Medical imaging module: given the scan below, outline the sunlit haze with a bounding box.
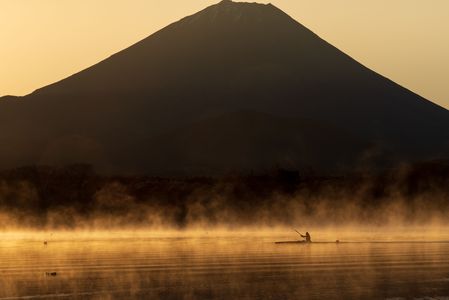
[1,2,449,298]
[1,0,448,109]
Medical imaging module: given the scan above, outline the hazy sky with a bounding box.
[1,0,448,109]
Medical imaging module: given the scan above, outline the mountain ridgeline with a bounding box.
[1,0,448,175]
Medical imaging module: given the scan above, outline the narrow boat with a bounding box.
[275,240,309,244]
[275,230,339,244]
[275,240,340,244]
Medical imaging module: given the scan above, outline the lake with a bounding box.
[1,230,449,299]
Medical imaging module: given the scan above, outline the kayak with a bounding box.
[275,240,340,244]
[276,240,449,244]
[275,240,310,244]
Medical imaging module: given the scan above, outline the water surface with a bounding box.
[1,232,449,299]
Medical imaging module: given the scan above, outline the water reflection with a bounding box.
[1,231,449,299]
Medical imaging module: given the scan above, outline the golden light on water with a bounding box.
[2,228,449,299]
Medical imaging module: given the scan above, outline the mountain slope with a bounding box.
[139,111,370,175]
[1,0,448,174]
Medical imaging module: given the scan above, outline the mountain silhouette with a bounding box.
[1,0,448,175]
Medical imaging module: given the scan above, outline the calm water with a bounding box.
[1,232,449,299]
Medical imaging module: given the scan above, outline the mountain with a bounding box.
[1,0,448,175]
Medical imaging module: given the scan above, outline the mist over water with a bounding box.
[2,230,449,300]
[0,162,448,231]
[1,163,448,299]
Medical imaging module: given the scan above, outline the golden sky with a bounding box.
[1,0,448,109]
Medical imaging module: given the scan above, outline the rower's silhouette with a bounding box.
[300,232,312,243]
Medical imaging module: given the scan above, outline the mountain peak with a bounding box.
[185,0,285,27]
[0,0,447,175]
[215,0,274,9]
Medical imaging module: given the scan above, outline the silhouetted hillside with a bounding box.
[0,162,448,228]
[0,0,448,175]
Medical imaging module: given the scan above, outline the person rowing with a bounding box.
[295,229,312,243]
[301,232,312,243]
